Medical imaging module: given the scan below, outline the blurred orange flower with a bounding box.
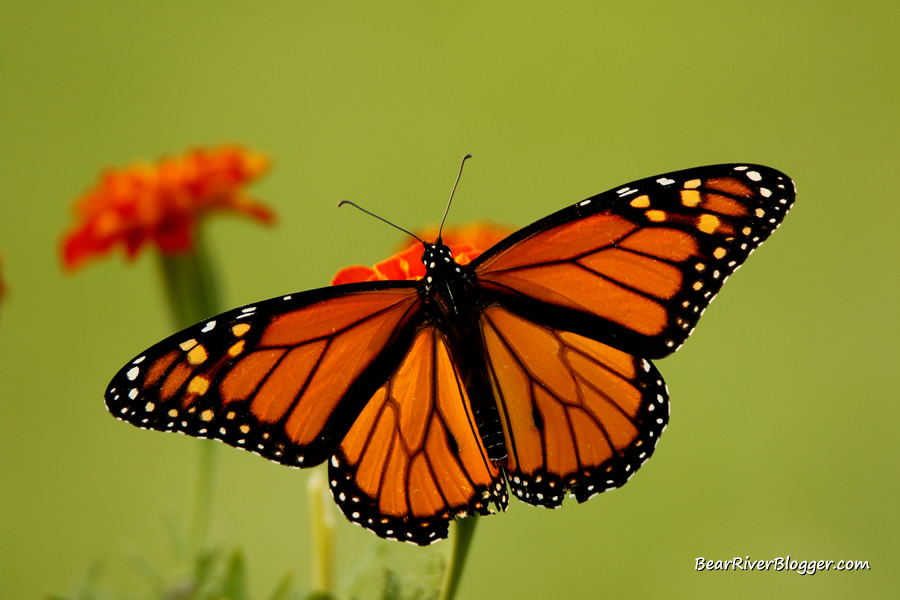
[61,145,274,270]
[331,224,513,285]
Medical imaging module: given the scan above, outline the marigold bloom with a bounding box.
[331,224,513,285]
[61,145,274,270]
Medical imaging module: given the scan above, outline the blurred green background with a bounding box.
[1,1,897,598]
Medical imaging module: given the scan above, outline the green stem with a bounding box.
[439,516,479,600]
[157,227,223,561]
[157,231,222,329]
[190,441,216,556]
[307,467,335,597]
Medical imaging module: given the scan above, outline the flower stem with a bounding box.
[439,515,479,600]
[307,467,335,597]
[157,227,223,561]
[157,232,222,330]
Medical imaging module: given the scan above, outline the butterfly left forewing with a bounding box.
[105,282,422,468]
[473,164,795,359]
[329,325,507,545]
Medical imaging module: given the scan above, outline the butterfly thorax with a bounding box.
[418,241,508,463]
[419,242,473,318]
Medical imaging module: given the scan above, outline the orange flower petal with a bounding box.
[61,145,273,270]
[331,224,513,285]
[331,265,378,286]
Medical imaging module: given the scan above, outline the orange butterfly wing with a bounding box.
[106,283,422,467]
[465,164,794,505]
[329,326,507,544]
[480,306,667,505]
[474,164,795,358]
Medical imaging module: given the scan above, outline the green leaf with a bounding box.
[267,573,298,600]
[220,549,248,600]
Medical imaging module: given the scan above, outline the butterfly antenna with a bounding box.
[438,153,473,241]
[337,200,425,246]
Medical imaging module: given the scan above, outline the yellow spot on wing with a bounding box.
[228,340,246,357]
[680,189,701,207]
[179,339,198,351]
[189,376,210,396]
[187,345,208,365]
[232,323,251,337]
[713,247,727,259]
[201,408,214,421]
[630,194,650,208]
[684,179,702,189]
[646,210,666,222]
[168,408,178,417]
[697,214,720,234]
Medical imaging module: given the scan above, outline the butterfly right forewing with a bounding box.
[473,164,796,359]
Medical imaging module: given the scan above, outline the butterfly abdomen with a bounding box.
[419,242,509,464]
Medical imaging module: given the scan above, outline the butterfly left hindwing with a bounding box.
[330,326,507,545]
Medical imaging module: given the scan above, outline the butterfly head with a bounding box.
[420,240,467,290]
[421,240,456,271]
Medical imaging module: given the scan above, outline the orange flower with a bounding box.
[332,224,513,284]
[61,145,274,270]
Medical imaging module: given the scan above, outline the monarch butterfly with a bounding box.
[106,160,795,545]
